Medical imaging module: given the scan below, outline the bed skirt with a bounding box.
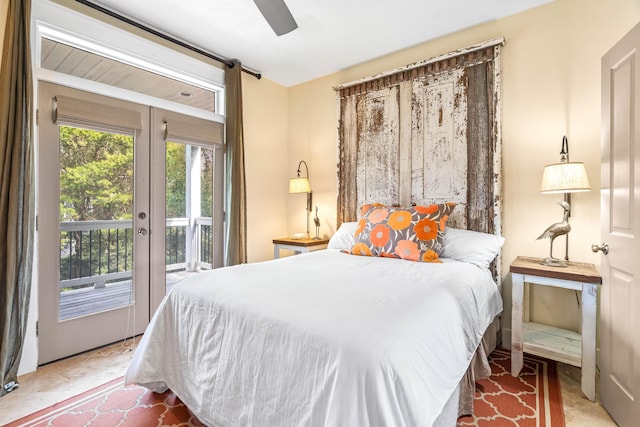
[458,315,500,417]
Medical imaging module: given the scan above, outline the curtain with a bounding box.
[223,60,247,265]
[0,0,35,397]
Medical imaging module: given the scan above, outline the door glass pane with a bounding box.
[165,141,214,293]
[59,125,134,320]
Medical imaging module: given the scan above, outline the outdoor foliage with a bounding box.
[59,126,134,222]
[165,141,214,218]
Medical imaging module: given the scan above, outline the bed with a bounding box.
[127,41,504,426]
[125,220,504,427]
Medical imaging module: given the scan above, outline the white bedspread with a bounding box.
[125,249,502,427]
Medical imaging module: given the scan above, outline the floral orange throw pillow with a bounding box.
[350,203,456,263]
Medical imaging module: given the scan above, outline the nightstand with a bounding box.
[510,256,602,401]
[272,237,329,259]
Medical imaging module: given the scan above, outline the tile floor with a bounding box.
[0,339,618,426]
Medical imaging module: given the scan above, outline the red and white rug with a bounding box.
[6,348,563,427]
[4,378,204,427]
[457,347,565,427]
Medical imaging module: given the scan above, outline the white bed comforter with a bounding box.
[125,249,502,427]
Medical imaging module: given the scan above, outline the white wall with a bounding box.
[242,74,290,261]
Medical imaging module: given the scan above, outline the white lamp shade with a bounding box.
[540,162,591,193]
[289,177,311,193]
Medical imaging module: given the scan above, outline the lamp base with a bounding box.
[540,257,567,268]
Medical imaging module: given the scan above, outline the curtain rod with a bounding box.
[72,0,262,80]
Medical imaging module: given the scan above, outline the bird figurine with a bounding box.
[536,200,571,267]
[313,206,321,240]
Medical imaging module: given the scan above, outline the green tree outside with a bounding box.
[60,126,133,222]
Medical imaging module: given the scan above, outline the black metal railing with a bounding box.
[59,217,213,290]
[165,218,187,269]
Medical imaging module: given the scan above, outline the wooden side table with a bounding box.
[510,256,602,401]
[273,237,329,259]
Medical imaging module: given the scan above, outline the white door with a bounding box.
[148,108,225,313]
[38,82,150,364]
[37,84,225,364]
[599,22,640,426]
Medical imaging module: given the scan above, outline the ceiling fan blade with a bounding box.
[253,0,298,36]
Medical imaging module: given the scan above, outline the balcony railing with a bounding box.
[59,217,213,291]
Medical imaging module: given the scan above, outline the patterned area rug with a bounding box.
[6,348,563,427]
[4,378,204,427]
[457,347,565,427]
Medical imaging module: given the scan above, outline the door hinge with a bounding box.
[36,320,39,337]
[35,215,38,231]
[35,109,39,126]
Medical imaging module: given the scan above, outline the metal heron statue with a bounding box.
[536,200,571,267]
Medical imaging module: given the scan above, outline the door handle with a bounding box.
[138,228,148,236]
[591,243,609,255]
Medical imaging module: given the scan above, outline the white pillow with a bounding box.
[328,221,358,250]
[441,227,505,269]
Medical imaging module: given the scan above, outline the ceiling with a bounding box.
[41,38,218,111]
[89,0,552,87]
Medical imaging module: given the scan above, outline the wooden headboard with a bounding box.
[335,38,504,276]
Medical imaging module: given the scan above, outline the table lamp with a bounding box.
[537,136,590,267]
[289,160,312,238]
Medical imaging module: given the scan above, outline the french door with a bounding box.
[149,108,224,312]
[38,82,223,364]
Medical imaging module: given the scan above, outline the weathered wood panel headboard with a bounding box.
[336,39,503,232]
[335,38,504,275]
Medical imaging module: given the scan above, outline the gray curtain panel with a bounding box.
[223,59,247,266]
[0,0,35,397]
